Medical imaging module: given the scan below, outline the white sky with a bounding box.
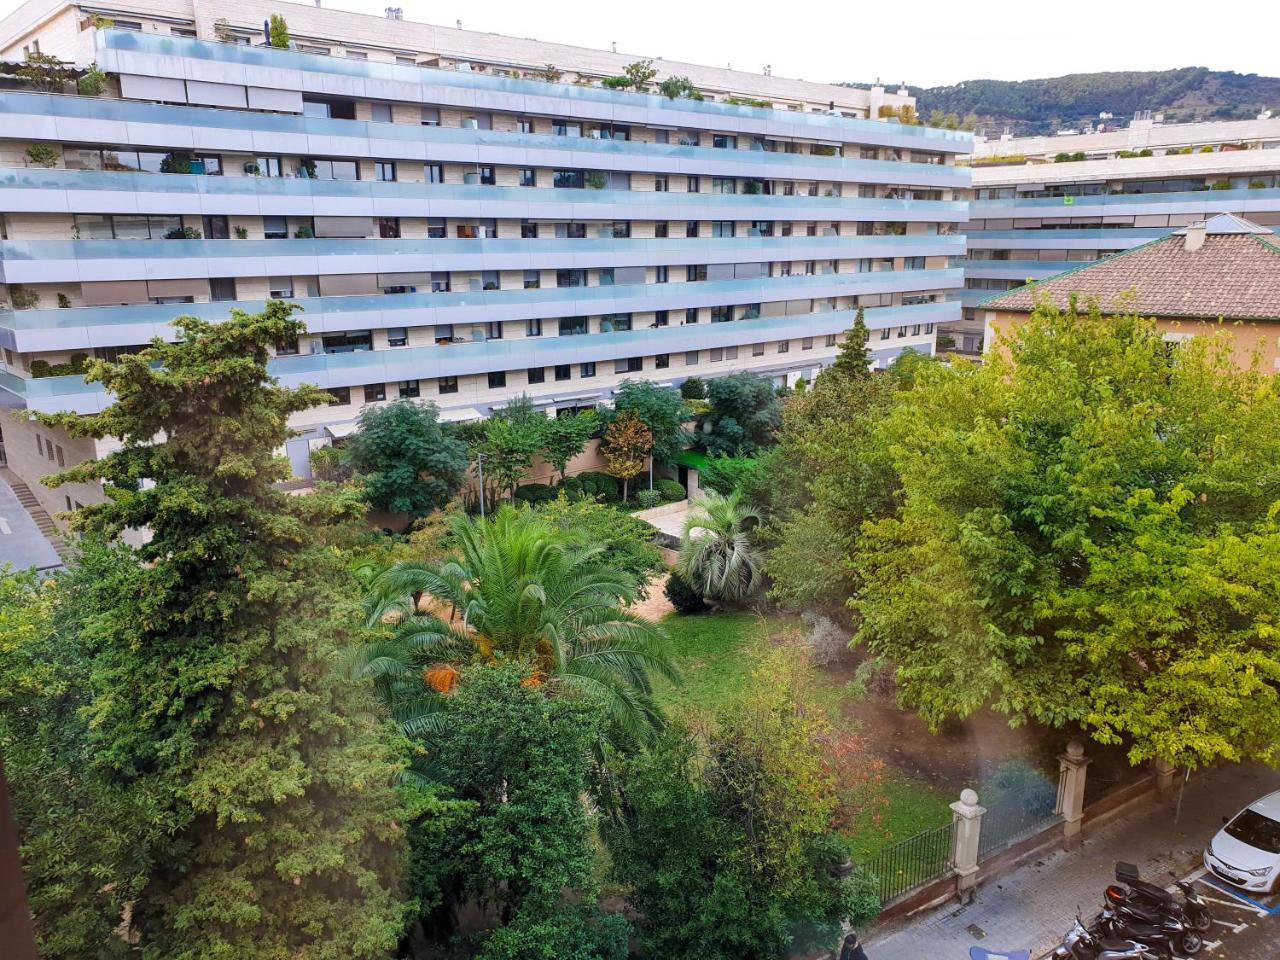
[295,0,1278,89]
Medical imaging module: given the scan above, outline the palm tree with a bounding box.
[346,506,678,746]
[677,488,764,604]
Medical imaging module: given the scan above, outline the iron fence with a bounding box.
[978,792,1061,862]
[862,820,956,904]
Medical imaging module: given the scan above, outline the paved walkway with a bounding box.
[868,762,1280,960]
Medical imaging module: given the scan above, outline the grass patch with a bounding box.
[844,773,952,862]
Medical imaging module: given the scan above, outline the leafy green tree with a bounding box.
[357,506,677,743]
[827,306,872,382]
[622,59,658,90]
[677,489,764,605]
[701,372,782,456]
[609,379,692,464]
[680,376,707,400]
[537,493,665,592]
[601,411,652,501]
[542,409,597,481]
[32,302,409,958]
[346,399,468,518]
[427,663,630,958]
[479,396,546,501]
[602,652,878,960]
[854,303,1280,768]
[268,13,290,48]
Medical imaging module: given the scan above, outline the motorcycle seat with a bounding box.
[1100,939,1137,952]
[1130,879,1176,904]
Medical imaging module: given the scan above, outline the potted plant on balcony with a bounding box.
[24,144,58,168]
[10,288,40,310]
[585,172,608,190]
[76,63,106,96]
[243,161,261,176]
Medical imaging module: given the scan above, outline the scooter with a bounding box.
[1050,916,1166,960]
[1111,862,1213,932]
[1092,904,1198,957]
[1103,885,1209,942]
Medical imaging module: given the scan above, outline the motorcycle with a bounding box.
[1092,903,1199,957]
[1051,915,1166,960]
[1111,861,1213,932]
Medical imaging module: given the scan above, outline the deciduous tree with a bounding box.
[346,399,468,518]
[601,411,652,501]
[701,372,782,456]
[608,379,691,464]
[541,409,597,481]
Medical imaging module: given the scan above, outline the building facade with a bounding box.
[945,116,1280,353]
[0,0,969,520]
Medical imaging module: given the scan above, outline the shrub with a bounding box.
[680,376,707,400]
[9,287,41,310]
[25,143,58,167]
[635,489,662,510]
[514,482,557,505]
[309,444,352,483]
[556,475,585,500]
[268,13,290,49]
[600,75,631,89]
[76,63,106,96]
[699,455,760,496]
[664,570,707,613]
[164,226,202,240]
[655,478,686,502]
[56,293,71,309]
[577,471,620,501]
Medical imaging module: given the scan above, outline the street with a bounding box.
[1182,869,1280,960]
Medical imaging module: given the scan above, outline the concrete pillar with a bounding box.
[1152,758,1177,796]
[951,788,985,903]
[1057,740,1091,850]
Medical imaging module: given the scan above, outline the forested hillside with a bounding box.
[848,67,1280,135]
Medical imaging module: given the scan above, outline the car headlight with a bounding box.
[1246,865,1273,877]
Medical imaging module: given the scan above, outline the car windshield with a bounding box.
[1225,808,1280,854]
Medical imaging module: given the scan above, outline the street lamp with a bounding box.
[475,452,486,518]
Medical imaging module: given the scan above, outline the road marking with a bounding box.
[1198,877,1277,916]
[0,517,9,535]
[1211,917,1249,933]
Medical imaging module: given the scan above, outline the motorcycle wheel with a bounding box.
[1192,911,1212,932]
[1180,932,1204,954]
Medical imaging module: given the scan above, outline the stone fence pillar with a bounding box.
[1057,739,1091,850]
[951,788,985,903]
[1152,758,1177,796]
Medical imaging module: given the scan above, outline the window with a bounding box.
[364,383,386,402]
[712,177,737,194]
[558,223,587,239]
[326,386,351,404]
[686,220,700,238]
[276,338,300,356]
[581,362,597,378]
[486,321,503,339]
[655,266,669,284]
[897,326,907,338]
[421,107,441,126]
[802,337,814,350]
[202,215,230,239]
[396,55,415,65]
[479,165,495,186]
[554,169,585,189]
[687,176,701,193]
[256,156,282,178]
[431,272,450,293]
[711,220,735,238]
[371,102,391,122]
[710,347,724,362]
[519,168,537,187]
[880,327,890,340]
[263,216,288,239]
[487,371,506,389]
[527,367,545,384]
[321,330,373,354]
[55,444,64,468]
[904,256,925,270]
[520,221,538,239]
[684,308,699,325]
[346,51,368,60]
[435,324,455,342]
[825,333,838,347]
[425,163,444,183]
[210,277,237,302]
[438,376,458,394]
[379,217,401,239]
[375,161,397,182]
[518,118,535,134]
[752,343,765,357]
[654,310,669,327]
[911,324,921,336]
[35,435,42,456]
[427,218,447,239]
[712,134,737,149]
[559,316,589,336]
[526,318,543,337]
[612,221,631,239]
[655,354,670,369]
[685,350,699,365]
[686,264,708,282]
[654,175,669,192]
[481,271,500,291]
[602,313,631,331]
[655,222,669,238]
[557,269,587,288]
[304,158,359,180]
[552,118,582,138]
[777,340,790,353]
[614,357,642,374]
[523,270,541,290]
[269,276,294,298]
[387,327,408,347]
[555,364,572,381]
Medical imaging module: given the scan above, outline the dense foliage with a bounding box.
[541,410,598,480]
[608,379,692,464]
[537,494,666,592]
[854,304,1280,767]
[603,654,879,959]
[17,302,408,958]
[601,411,653,501]
[700,372,782,456]
[346,400,469,517]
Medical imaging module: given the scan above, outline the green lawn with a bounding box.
[656,610,952,861]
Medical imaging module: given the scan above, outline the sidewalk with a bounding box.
[868,762,1280,960]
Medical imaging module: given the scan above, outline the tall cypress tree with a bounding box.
[38,302,408,958]
[828,305,873,382]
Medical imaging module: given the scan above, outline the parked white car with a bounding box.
[1204,790,1280,893]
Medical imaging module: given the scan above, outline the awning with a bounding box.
[325,421,359,439]
[438,406,483,423]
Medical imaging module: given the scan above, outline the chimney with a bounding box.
[1183,220,1207,253]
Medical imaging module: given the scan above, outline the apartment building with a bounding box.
[0,0,970,520]
[943,116,1280,353]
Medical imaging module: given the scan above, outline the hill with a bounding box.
[851,68,1280,136]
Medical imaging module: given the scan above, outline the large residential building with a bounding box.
[0,0,969,521]
[979,214,1280,371]
[944,116,1280,353]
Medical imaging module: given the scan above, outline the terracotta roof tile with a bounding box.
[980,230,1280,321]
